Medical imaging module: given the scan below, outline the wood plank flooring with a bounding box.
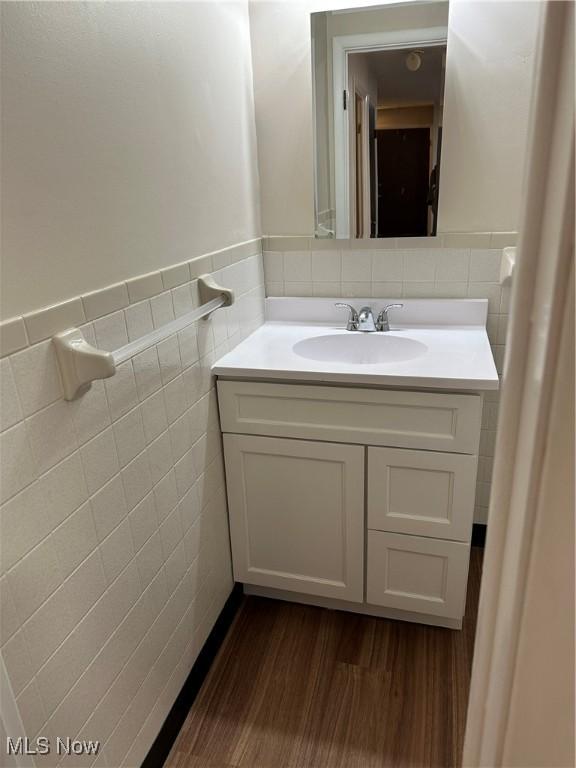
[167,548,483,768]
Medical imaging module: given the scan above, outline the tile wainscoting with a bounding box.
[0,240,264,767]
[263,234,514,525]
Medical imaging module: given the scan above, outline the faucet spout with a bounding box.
[357,306,377,332]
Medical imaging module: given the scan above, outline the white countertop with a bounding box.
[213,298,499,391]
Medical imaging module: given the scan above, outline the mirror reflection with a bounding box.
[312,3,449,239]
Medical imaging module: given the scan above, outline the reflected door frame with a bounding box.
[332,27,447,239]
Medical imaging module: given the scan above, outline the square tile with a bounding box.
[371,282,403,298]
[113,407,146,468]
[26,400,78,475]
[171,285,193,318]
[105,361,138,422]
[343,252,371,282]
[5,341,65,422]
[60,549,107,625]
[283,252,311,282]
[157,337,182,385]
[0,358,23,431]
[2,630,34,695]
[178,325,199,369]
[121,450,153,511]
[0,423,37,503]
[136,531,163,589]
[132,347,162,402]
[140,390,168,444]
[16,679,47,737]
[90,474,128,542]
[311,251,341,282]
[148,430,174,484]
[69,380,111,445]
[99,520,135,584]
[283,282,313,297]
[42,451,88,521]
[0,576,20,644]
[7,536,63,623]
[263,252,283,282]
[341,282,371,298]
[371,251,403,282]
[403,251,436,281]
[150,292,175,329]
[470,249,502,282]
[153,470,178,522]
[21,584,75,670]
[435,249,470,282]
[80,427,120,495]
[124,301,154,342]
[164,376,187,425]
[93,311,129,352]
[51,502,98,580]
[159,506,182,559]
[312,282,340,297]
[129,493,158,552]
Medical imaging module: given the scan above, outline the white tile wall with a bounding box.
[0,243,264,767]
[264,241,510,524]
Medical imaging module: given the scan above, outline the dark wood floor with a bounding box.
[167,548,483,768]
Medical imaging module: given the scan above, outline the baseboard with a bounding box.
[472,523,487,547]
[142,583,243,768]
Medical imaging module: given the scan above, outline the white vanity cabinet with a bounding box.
[218,379,483,629]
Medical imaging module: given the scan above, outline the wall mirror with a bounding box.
[311,1,449,239]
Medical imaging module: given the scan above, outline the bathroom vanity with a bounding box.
[213,299,498,629]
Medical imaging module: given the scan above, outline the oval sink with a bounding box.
[292,333,428,365]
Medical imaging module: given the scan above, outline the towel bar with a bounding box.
[53,274,233,400]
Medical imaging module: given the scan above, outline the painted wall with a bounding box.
[0,1,261,320]
[0,3,265,766]
[248,0,540,236]
[438,1,541,233]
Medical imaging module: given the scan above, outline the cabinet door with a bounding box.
[367,531,470,619]
[368,447,476,541]
[223,434,364,602]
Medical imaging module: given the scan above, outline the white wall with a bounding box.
[0,1,261,320]
[0,3,265,766]
[249,0,540,236]
[438,1,541,233]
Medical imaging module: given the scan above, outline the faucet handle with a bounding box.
[376,303,404,331]
[334,302,359,330]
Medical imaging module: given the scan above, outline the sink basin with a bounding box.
[292,333,428,365]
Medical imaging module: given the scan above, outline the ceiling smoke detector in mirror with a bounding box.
[405,51,423,71]
[311,1,449,241]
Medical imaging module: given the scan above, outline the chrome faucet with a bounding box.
[334,303,359,330]
[335,302,403,332]
[376,304,404,332]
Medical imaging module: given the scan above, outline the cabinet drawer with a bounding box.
[367,531,470,619]
[368,447,477,541]
[218,381,482,453]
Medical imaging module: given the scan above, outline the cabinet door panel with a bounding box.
[367,531,470,619]
[368,447,477,541]
[224,434,364,602]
